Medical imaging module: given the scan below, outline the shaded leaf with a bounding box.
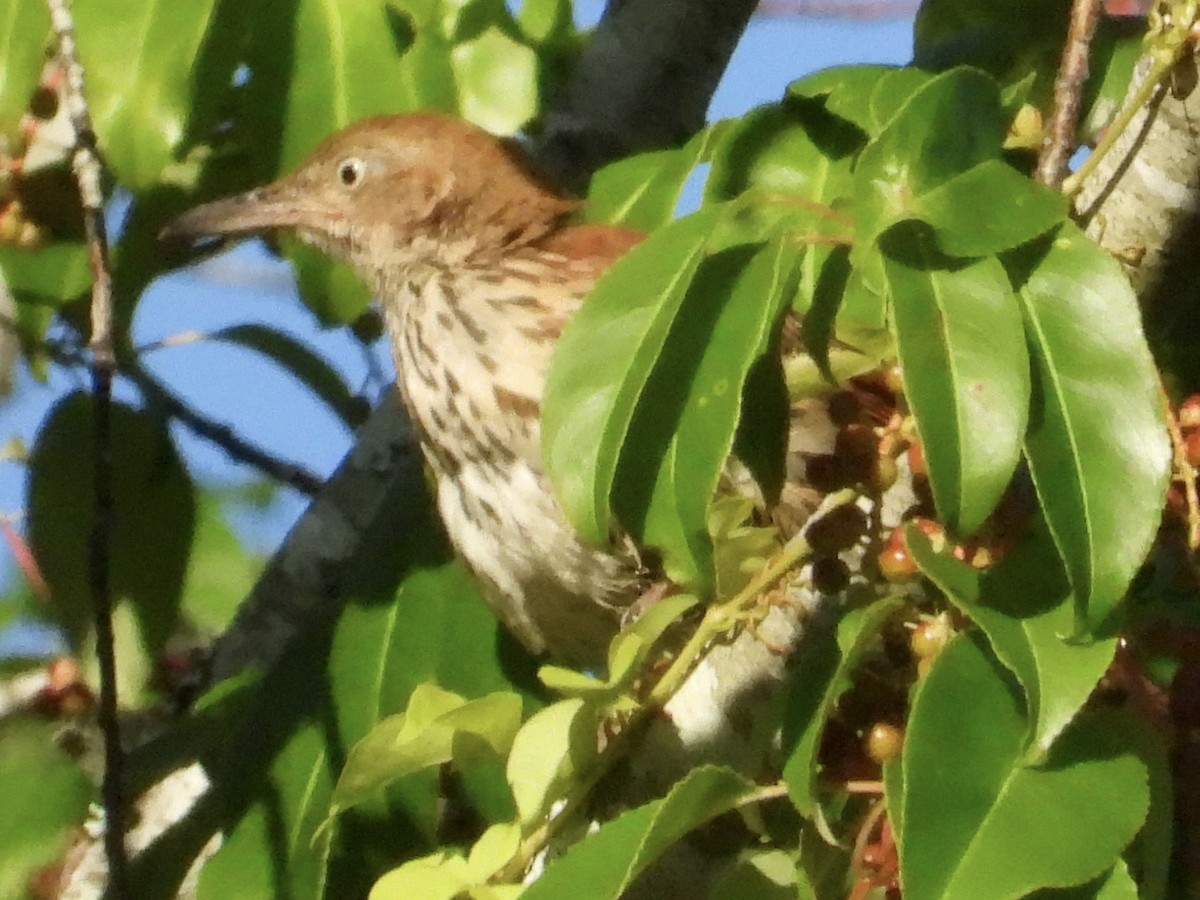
[28,392,195,656]
[196,459,512,900]
[905,521,1115,755]
[782,597,905,818]
[521,766,758,900]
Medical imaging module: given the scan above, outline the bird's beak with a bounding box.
[160,179,317,243]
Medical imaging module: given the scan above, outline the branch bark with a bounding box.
[535,0,759,191]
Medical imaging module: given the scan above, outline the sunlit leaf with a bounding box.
[852,67,1006,252]
[1007,225,1170,630]
[883,229,1029,534]
[612,239,798,590]
[899,634,1149,900]
[0,718,93,897]
[543,207,722,545]
[72,0,220,188]
[0,0,49,143]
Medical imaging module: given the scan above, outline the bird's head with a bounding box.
[163,113,577,286]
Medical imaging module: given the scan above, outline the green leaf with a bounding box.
[588,125,722,231]
[913,0,1069,103]
[787,65,933,138]
[543,207,722,545]
[0,0,49,142]
[28,392,195,655]
[451,24,538,135]
[905,521,1116,755]
[782,597,905,818]
[898,634,1149,900]
[0,242,91,304]
[883,230,1029,534]
[0,718,93,898]
[704,103,857,259]
[331,686,522,818]
[195,455,512,900]
[507,698,597,825]
[521,766,758,900]
[706,103,859,204]
[612,239,799,590]
[913,159,1066,256]
[852,67,1006,252]
[540,593,699,700]
[72,0,221,188]
[210,323,366,429]
[370,851,473,900]
[517,0,573,43]
[710,848,798,900]
[1007,225,1170,631]
[466,821,522,882]
[281,1,450,171]
[181,491,263,632]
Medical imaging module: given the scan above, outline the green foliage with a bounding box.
[28,392,195,656]
[0,0,1186,898]
[893,634,1150,900]
[0,719,94,897]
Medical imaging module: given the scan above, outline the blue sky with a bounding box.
[0,8,914,607]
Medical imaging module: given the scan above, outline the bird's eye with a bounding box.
[337,157,365,188]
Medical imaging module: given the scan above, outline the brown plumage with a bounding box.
[165,114,651,666]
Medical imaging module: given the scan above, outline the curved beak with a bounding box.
[160,180,316,243]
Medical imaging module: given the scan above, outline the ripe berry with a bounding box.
[878,530,918,583]
[866,723,904,763]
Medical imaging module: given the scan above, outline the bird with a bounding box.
[163,113,655,668]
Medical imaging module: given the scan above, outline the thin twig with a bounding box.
[44,0,127,894]
[127,366,325,496]
[1163,386,1200,548]
[1036,0,1103,188]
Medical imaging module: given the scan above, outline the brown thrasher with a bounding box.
[165,114,655,667]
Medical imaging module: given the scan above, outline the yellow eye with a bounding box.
[337,157,365,188]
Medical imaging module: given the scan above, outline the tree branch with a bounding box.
[44,0,128,893]
[535,0,760,192]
